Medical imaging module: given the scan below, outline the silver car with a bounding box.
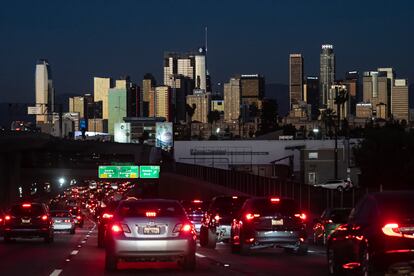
[50,210,75,234]
[105,199,197,271]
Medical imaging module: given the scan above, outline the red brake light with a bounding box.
[270,197,280,203]
[111,224,122,233]
[214,215,221,221]
[245,213,260,221]
[295,213,307,220]
[146,211,157,217]
[193,200,202,203]
[22,203,31,208]
[181,224,192,232]
[76,216,81,220]
[5,215,11,221]
[102,213,113,219]
[232,196,238,199]
[41,215,48,221]
[382,223,401,237]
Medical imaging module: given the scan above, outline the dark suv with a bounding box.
[230,197,308,255]
[97,201,120,247]
[327,191,414,275]
[200,195,249,249]
[3,202,54,243]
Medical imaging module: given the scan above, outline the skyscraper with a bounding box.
[319,44,335,108]
[363,71,389,119]
[240,74,264,108]
[35,59,54,124]
[304,76,319,119]
[289,54,304,110]
[377,67,395,114]
[186,90,211,123]
[195,48,207,90]
[224,77,241,122]
[142,73,156,117]
[94,77,114,119]
[392,79,409,122]
[155,86,171,121]
[344,71,359,116]
[108,88,127,135]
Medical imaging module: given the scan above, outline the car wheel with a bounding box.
[199,226,208,247]
[105,252,117,271]
[297,244,308,255]
[3,234,12,243]
[206,228,217,249]
[181,253,196,271]
[327,246,343,275]
[337,186,344,192]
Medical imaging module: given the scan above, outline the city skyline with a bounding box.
[1,0,413,104]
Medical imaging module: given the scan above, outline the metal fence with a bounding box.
[174,162,368,214]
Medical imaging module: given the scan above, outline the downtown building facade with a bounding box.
[319,44,335,108]
[224,77,241,122]
[35,59,54,124]
[289,54,304,110]
[186,89,211,123]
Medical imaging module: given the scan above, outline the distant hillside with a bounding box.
[265,83,289,116]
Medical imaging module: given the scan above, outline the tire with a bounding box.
[182,253,196,271]
[297,244,308,255]
[70,228,75,235]
[105,252,117,271]
[3,234,12,243]
[44,233,54,243]
[199,226,208,247]
[206,228,217,249]
[327,246,344,275]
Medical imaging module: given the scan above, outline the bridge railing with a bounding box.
[173,162,371,214]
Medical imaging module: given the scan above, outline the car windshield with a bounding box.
[211,197,248,213]
[117,201,186,218]
[250,199,299,215]
[10,204,43,216]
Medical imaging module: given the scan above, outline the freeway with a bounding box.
[0,217,327,276]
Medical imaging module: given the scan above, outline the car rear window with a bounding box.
[378,195,414,218]
[211,197,248,213]
[11,204,44,216]
[251,199,299,215]
[51,211,71,217]
[328,209,351,223]
[117,201,186,218]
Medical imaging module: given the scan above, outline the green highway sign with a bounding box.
[99,166,139,179]
[139,166,160,179]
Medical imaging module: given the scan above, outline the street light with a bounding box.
[216,127,220,134]
[59,177,65,187]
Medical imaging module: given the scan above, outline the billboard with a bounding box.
[114,122,131,143]
[155,122,173,151]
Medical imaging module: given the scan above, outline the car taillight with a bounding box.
[146,211,157,217]
[214,214,221,221]
[111,224,122,233]
[270,197,280,203]
[193,199,202,204]
[294,213,307,220]
[382,223,404,238]
[111,223,131,234]
[245,213,260,221]
[76,216,81,220]
[173,223,194,233]
[5,215,11,221]
[102,213,113,219]
[22,203,31,208]
[41,215,48,221]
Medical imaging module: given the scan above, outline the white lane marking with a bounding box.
[71,250,79,255]
[81,240,86,244]
[50,269,63,276]
[195,253,206,258]
[65,259,70,262]
[77,245,82,248]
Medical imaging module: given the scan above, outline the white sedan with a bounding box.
[314,179,353,191]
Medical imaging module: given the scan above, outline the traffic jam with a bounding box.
[1,176,413,275]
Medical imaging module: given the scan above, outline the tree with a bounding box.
[258,99,278,135]
[207,110,221,136]
[185,103,197,138]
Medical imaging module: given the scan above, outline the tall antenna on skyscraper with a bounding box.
[205,26,208,53]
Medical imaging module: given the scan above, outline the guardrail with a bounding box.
[173,162,371,214]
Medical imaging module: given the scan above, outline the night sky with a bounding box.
[1,0,413,104]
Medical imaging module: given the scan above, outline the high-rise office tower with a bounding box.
[344,71,359,116]
[319,44,335,108]
[94,77,114,119]
[35,59,54,124]
[224,77,241,122]
[155,86,171,121]
[108,88,127,135]
[186,90,211,123]
[69,96,86,118]
[163,52,195,86]
[289,54,304,110]
[240,74,264,107]
[142,73,156,117]
[363,71,389,119]
[304,76,319,119]
[127,83,140,118]
[392,79,409,122]
[378,67,395,114]
[195,48,207,90]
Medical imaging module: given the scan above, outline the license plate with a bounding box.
[55,220,62,223]
[272,219,283,226]
[22,219,31,224]
[143,226,160,234]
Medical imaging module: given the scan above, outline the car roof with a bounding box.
[369,191,414,202]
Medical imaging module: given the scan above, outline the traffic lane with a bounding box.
[0,220,94,276]
[196,242,327,276]
[60,229,244,276]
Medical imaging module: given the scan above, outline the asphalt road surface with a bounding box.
[0,217,328,276]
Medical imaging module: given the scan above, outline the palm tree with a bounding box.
[207,110,221,137]
[321,108,335,138]
[185,103,196,138]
